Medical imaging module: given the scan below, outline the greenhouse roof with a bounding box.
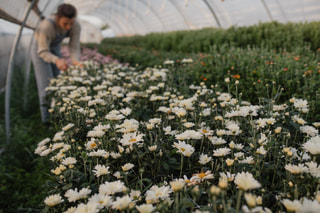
[1,0,320,37]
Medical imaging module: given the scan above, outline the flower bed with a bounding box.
[36,58,320,212]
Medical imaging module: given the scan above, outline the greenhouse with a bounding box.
[1,0,320,212]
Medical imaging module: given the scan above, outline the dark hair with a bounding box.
[57,4,77,18]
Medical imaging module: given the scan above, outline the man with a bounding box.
[31,3,81,123]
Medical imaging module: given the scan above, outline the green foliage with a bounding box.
[102,21,320,53]
[89,42,320,122]
[0,66,53,212]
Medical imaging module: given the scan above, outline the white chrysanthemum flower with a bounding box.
[202,108,211,117]
[220,172,235,182]
[170,179,186,192]
[239,156,255,164]
[163,126,177,136]
[303,136,320,155]
[35,145,48,155]
[51,142,65,151]
[199,153,212,165]
[44,194,64,207]
[294,99,309,112]
[285,163,308,174]
[300,125,318,137]
[183,122,195,128]
[122,163,135,172]
[175,130,202,140]
[86,138,98,150]
[88,98,106,106]
[313,122,320,128]
[112,195,133,210]
[305,161,320,178]
[216,129,226,136]
[226,121,242,135]
[296,198,320,213]
[234,143,244,150]
[88,149,109,158]
[120,132,145,146]
[234,172,261,191]
[163,60,174,65]
[281,199,301,212]
[242,206,272,213]
[110,152,122,159]
[130,190,141,200]
[292,115,307,125]
[62,157,77,166]
[213,147,231,157]
[105,112,125,121]
[171,107,187,117]
[190,171,214,183]
[258,133,268,145]
[256,146,267,155]
[120,107,132,116]
[172,141,195,157]
[148,145,157,152]
[79,96,92,102]
[157,106,171,113]
[198,127,214,137]
[99,180,126,195]
[74,202,99,213]
[88,194,112,209]
[181,58,193,63]
[218,93,232,102]
[136,204,156,213]
[51,164,66,176]
[244,193,257,208]
[93,165,110,177]
[116,119,140,133]
[87,129,105,138]
[38,137,51,147]
[53,131,64,141]
[93,124,111,132]
[209,136,227,145]
[62,123,74,131]
[65,188,92,202]
[273,104,287,111]
[63,206,76,213]
[145,185,172,204]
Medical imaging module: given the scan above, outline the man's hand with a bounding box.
[72,60,84,68]
[56,58,68,71]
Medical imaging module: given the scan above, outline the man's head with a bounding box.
[56,4,77,31]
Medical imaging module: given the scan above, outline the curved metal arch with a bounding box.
[5,0,36,144]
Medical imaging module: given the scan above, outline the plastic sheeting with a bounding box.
[0,0,320,90]
[65,0,320,36]
[1,0,320,37]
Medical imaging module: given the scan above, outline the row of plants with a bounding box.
[35,47,320,212]
[88,42,320,122]
[0,47,118,212]
[101,21,320,52]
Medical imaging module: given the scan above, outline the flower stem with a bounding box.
[180,155,184,178]
[236,189,243,213]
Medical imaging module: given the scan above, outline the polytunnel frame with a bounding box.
[5,0,37,144]
[24,0,53,112]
